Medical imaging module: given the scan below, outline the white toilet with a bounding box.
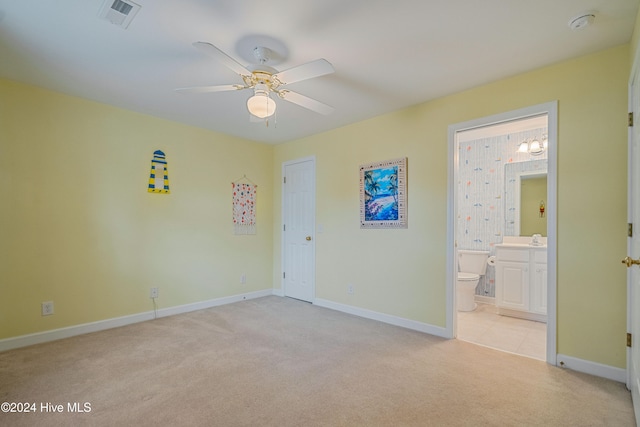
[457,250,490,312]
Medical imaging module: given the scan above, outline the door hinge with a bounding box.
[628,332,632,347]
[629,223,633,238]
[283,224,286,231]
[630,112,634,127]
[283,272,286,279]
[283,176,286,184]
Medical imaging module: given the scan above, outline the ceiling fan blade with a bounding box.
[279,90,335,115]
[175,84,244,93]
[273,59,334,85]
[193,42,251,76]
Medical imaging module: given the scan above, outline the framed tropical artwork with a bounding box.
[359,157,407,229]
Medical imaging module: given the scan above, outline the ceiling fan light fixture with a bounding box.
[247,85,276,118]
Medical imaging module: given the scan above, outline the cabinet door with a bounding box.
[496,261,529,311]
[531,263,547,315]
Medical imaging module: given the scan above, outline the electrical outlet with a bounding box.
[150,287,159,299]
[41,301,54,316]
[240,273,246,284]
[347,284,354,295]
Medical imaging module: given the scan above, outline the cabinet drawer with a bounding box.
[533,250,547,264]
[496,248,529,262]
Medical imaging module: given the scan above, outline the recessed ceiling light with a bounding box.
[569,13,595,30]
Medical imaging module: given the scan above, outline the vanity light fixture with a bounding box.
[517,135,548,156]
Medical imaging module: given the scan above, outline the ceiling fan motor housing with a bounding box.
[253,46,272,63]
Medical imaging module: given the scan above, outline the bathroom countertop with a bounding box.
[495,243,547,248]
[498,236,547,247]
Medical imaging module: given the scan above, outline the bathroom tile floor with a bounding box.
[457,302,546,361]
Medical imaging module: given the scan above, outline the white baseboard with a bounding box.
[272,288,284,297]
[557,353,626,383]
[0,289,274,353]
[313,298,448,338]
[155,289,273,318]
[474,295,495,305]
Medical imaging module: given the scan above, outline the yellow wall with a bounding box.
[631,7,640,66]
[0,44,630,370]
[274,44,629,368]
[0,79,274,339]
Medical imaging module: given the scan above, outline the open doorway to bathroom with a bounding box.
[446,102,557,364]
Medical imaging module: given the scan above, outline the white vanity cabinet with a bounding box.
[495,244,547,323]
[530,250,547,316]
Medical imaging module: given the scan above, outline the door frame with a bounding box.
[446,101,558,365]
[626,62,633,393]
[626,47,640,406]
[281,155,317,301]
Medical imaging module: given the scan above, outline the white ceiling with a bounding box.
[0,0,637,144]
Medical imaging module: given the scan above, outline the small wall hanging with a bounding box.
[232,175,257,235]
[360,157,407,229]
[148,150,170,194]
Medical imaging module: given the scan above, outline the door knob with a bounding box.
[306,236,312,241]
[622,256,640,268]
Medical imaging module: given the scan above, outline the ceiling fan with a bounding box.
[176,42,335,120]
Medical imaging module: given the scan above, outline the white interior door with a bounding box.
[627,64,640,423]
[282,157,316,302]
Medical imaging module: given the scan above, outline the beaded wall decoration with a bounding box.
[232,175,257,235]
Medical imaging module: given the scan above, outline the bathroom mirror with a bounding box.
[519,174,547,236]
[504,160,548,237]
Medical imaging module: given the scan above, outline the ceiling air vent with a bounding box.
[99,0,141,29]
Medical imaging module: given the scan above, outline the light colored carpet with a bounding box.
[0,296,635,426]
